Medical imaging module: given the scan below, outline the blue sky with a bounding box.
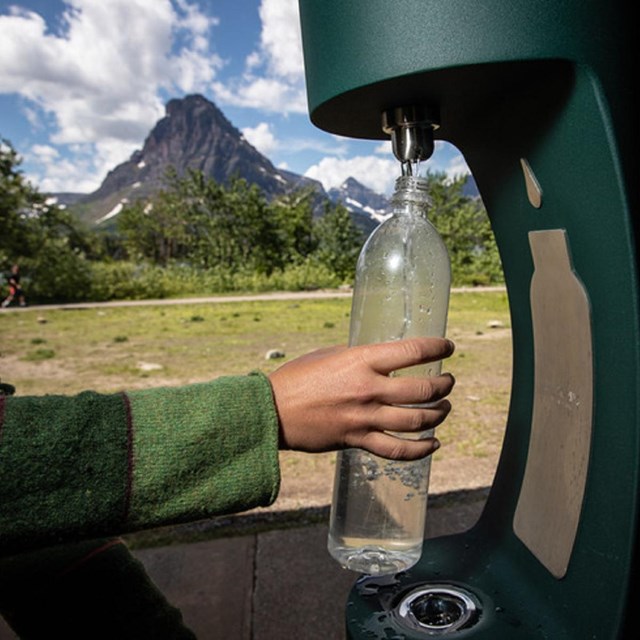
[0,0,469,196]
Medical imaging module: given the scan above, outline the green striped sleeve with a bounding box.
[125,372,281,528]
[0,391,130,553]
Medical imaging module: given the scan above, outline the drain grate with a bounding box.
[395,584,482,634]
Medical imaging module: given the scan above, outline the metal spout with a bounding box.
[382,106,439,174]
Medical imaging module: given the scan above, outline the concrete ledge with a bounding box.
[0,488,489,640]
[124,487,490,551]
[130,488,489,640]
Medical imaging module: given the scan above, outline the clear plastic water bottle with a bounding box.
[327,174,451,575]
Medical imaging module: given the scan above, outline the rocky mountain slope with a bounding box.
[62,94,387,234]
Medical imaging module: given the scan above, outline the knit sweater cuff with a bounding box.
[125,371,281,529]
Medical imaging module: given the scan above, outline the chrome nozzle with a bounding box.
[382,106,439,171]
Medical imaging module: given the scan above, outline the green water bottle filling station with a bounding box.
[298,1,638,637]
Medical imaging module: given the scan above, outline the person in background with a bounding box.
[1,264,26,308]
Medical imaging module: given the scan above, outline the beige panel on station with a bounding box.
[513,229,593,578]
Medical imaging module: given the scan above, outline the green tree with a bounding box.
[426,172,503,285]
[167,168,228,268]
[1,138,95,302]
[174,171,282,274]
[1,138,44,261]
[222,177,283,274]
[313,201,364,281]
[118,170,286,275]
[117,187,191,265]
[270,188,317,264]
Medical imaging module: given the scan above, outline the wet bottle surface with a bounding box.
[328,175,451,576]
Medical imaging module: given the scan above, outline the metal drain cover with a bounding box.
[395,584,481,634]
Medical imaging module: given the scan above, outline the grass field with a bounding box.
[0,289,512,504]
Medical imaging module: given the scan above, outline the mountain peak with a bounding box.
[63,94,386,234]
[328,177,389,226]
[78,94,284,221]
[164,94,232,130]
[166,93,211,112]
[341,176,364,189]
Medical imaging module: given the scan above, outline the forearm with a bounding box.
[0,372,281,554]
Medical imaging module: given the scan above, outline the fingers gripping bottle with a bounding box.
[328,174,451,576]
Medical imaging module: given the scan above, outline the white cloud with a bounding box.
[93,139,142,177]
[213,75,306,113]
[242,122,278,155]
[423,142,471,180]
[0,0,222,190]
[445,154,471,180]
[374,141,394,155]
[173,0,219,49]
[30,144,60,163]
[27,146,95,193]
[212,0,306,113]
[304,156,399,195]
[257,0,305,81]
[26,138,141,193]
[286,134,350,156]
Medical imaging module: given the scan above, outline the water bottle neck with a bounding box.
[390,176,432,218]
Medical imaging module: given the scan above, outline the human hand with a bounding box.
[268,337,455,461]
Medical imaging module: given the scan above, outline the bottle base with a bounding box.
[330,545,420,576]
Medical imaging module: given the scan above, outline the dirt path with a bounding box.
[1,289,352,312]
[1,286,506,312]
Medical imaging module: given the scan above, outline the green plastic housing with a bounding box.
[298,0,638,637]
